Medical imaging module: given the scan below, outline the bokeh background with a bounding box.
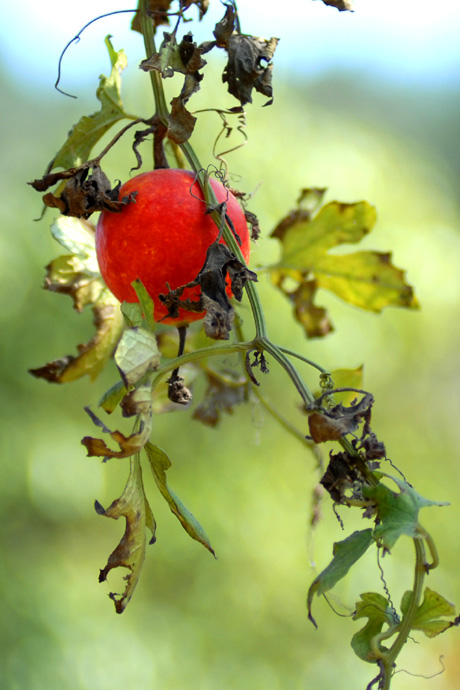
[1,1,460,689]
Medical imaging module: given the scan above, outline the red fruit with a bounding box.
[96,169,251,325]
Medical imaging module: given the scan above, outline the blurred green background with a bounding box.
[2,2,460,689]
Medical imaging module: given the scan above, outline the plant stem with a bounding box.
[139,0,169,124]
[372,538,427,690]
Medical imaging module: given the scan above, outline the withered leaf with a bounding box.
[44,253,101,313]
[198,242,257,340]
[29,295,124,383]
[131,0,172,34]
[244,210,261,241]
[167,375,193,405]
[213,3,237,47]
[222,34,278,106]
[140,31,208,78]
[193,369,248,427]
[287,279,333,338]
[140,32,210,143]
[168,95,197,144]
[38,165,134,219]
[145,443,215,556]
[320,452,361,502]
[308,393,374,444]
[186,0,210,20]
[29,216,124,383]
[320,0,354,11]
[82,406,152,459]
[98,454,155,613]
[131,1,209,35]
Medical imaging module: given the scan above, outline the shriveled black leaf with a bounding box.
[212,3,278,105]
[244,210,261,240]
[159,240,256,338]
[222,34,278,106]
[213,3,237,47]
[320,451,362,502]
[319,0,354,11]
[198,242,257,340]
[130,118,168,172]
[168,95,197,144]
[32,165,136,219]
[140,31,209,78]
[140,32,211,143]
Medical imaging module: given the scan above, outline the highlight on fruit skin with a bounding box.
[95,169,251,325]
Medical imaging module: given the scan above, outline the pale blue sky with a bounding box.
[2,0,460,95]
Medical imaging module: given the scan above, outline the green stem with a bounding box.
[372,538,427,689]
[139,0,169,124]
[276,346,329,375]
[181,141,269,339]
[151,341,255,391]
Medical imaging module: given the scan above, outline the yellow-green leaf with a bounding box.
[315,251,419,312]
[47,36,132,172]
[270,195,418,338]
[145,442,215,556]
[275,201,377,271]
[400,587,456,638]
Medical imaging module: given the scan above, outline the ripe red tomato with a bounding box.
[96,169,251,325]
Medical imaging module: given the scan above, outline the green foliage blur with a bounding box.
[2,24,460,690]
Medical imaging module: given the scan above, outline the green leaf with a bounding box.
[131,278,156,332]
[270,196,418,338]
[400,587,456,638]
[98,454,155,613]
[114,327,160,388]
[98,380,127,414]
[47,36,132,172]
[120,302,144,329]
[145,442,215,557]
[307,529,374,626]
[364,475,449,550]
[351,592,396,662]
